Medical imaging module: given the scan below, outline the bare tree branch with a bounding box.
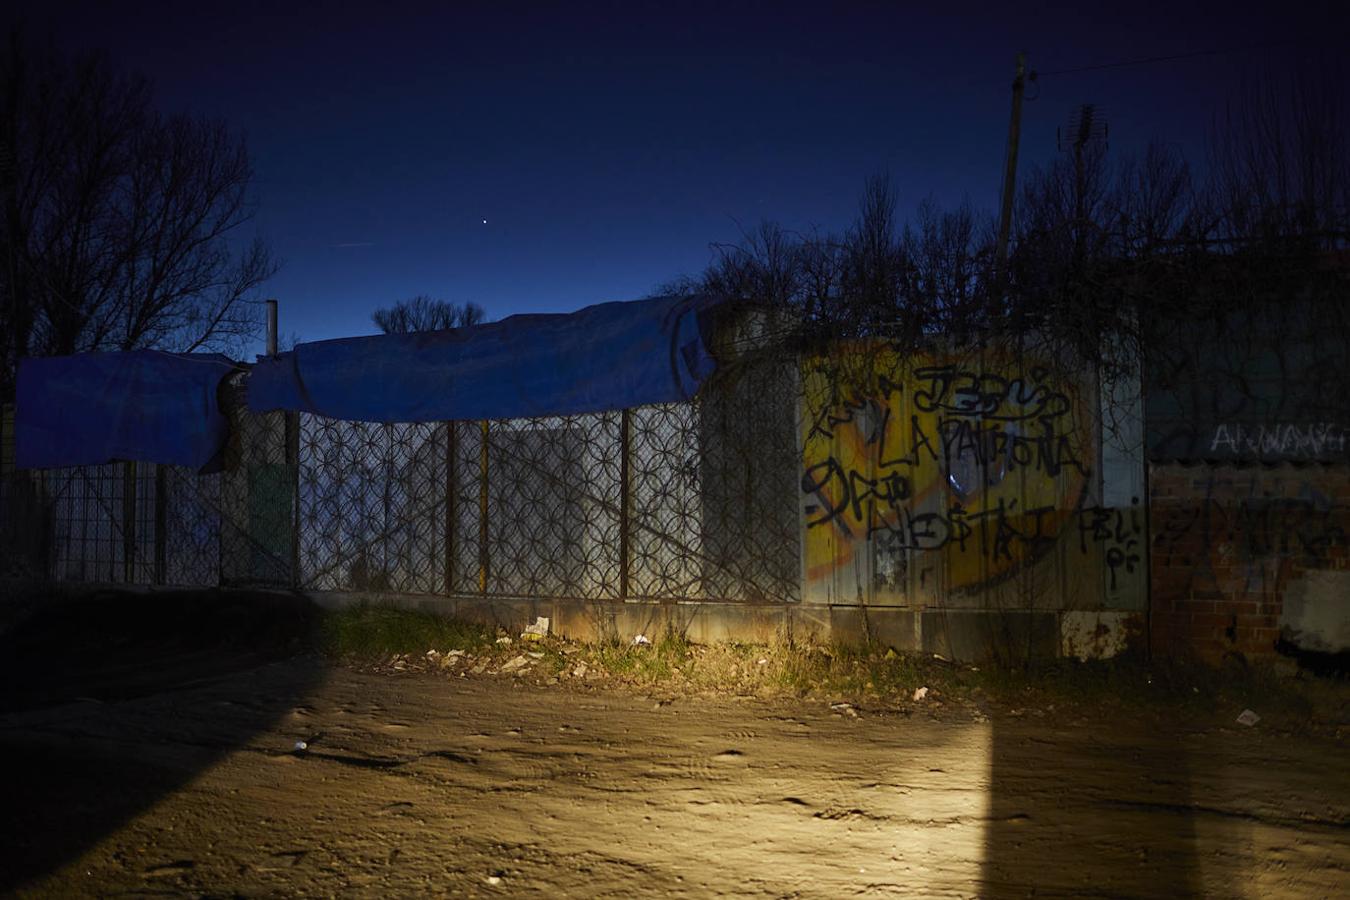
[371,295,486,333]
[0,30,276,395]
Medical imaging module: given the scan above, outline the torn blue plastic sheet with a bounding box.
[15,350,237,471]
[248,294,720,422]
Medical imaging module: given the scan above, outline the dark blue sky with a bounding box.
[11,1,1344,351]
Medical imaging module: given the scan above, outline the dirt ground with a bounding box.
[0,594,1347,897]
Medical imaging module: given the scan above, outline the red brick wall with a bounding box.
[1149,464,1350,662]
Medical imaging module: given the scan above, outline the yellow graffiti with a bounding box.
[801,345,1093,594]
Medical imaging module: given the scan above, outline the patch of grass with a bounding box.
[319,603,493,659]
[314,605,1348,731]
[591,631,693,682]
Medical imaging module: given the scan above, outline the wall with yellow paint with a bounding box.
[799,344,1145,614]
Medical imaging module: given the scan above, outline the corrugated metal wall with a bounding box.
[798,344,1147,618]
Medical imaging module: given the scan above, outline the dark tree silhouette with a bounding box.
[371,295,485,333]
[0,31,277,397]
[680,59,1347,385]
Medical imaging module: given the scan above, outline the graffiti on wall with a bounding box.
[1208,422,1347,459]
[801,346,1143,599]
[1154,472,1347,584]
[1151,467,1350,655]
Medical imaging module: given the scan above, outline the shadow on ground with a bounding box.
[981,713,1210,896]
[0,588,326,893]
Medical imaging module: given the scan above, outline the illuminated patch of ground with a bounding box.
[3,656,1347,897]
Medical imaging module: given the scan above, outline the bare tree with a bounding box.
[838,174,908,331]
[0,31,277,397]
[1206,62,1350,249]
[901,197,995,339]
[1005,62,1350,454]
[371,295,485,333]
[695,176,996,353]
[663,59,1346,423]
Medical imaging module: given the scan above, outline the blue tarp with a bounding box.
[15,350,237,471]
[248,293,720,422]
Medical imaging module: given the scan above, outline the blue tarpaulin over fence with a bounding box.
[247,293,720,422]
[15,350,237,471]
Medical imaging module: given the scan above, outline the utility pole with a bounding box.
[265,298,278,356]
[995,52,1028,275]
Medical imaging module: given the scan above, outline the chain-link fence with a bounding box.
[0,364,801,603]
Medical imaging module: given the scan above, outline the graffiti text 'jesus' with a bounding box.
[911,365,1071,421]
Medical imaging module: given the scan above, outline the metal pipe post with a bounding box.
[266,299,278,357]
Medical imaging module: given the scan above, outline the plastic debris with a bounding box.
[830,702,859,718]
[633,634,652,645]
[520,617,550,642]
[913,686,929,702]
[495,636,512,645]
[293,740,308,752]
[1236,709,1261,727]
[500,656,529,673]
[486,875,502,886]
[572,662,589,679]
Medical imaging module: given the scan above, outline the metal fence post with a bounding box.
[154,464,167,585]
[218,375,241,589]
[122,461,136,583]
[444,422,456,595]
[287,411,300,588]
[478,420,489,594]
[619,408,631,600]
[382,421,393,588]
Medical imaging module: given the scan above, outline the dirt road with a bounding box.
[2,651,1346,898]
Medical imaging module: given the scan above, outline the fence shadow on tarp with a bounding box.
[0,588,326,892]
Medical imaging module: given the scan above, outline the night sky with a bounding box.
[8,1,1344,351]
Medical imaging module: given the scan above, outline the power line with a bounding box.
[1037,40,1294,78]
[952,38,1298,91]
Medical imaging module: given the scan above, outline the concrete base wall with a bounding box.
[3,581,1142,664]
[309,591,1143,663]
